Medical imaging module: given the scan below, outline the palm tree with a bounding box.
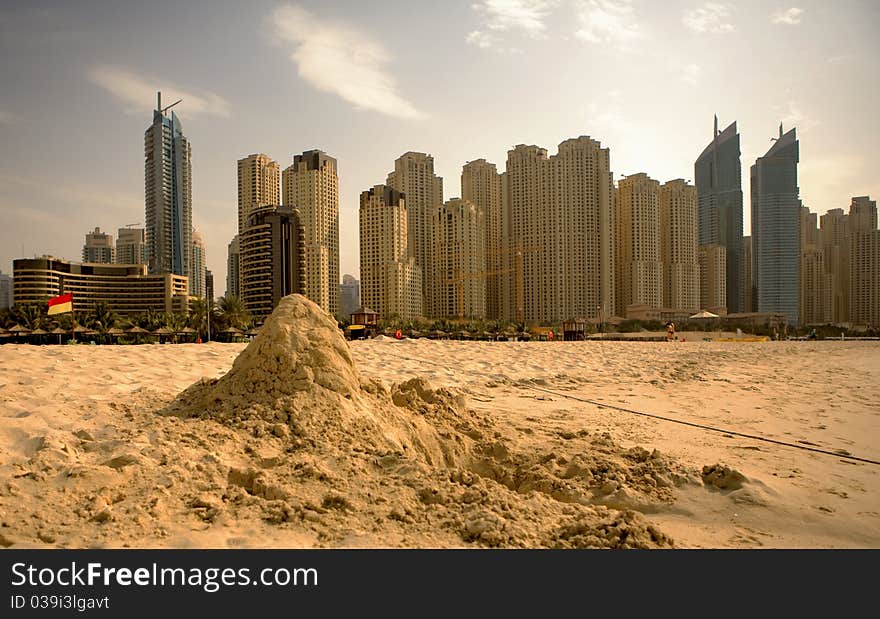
[14,303,46,330]
[87,300,119,334]
[216,295,250,331]
[188,297,214,340]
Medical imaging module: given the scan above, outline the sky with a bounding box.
[1,0,878,294]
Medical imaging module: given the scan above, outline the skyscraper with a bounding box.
[434,198,486,319]
[751,125,800,324]
[615,173,662,315]
[848,195,879,327]
[820,208,849,322]
[82,227,114,264]
[659,179,699,312]
[695,117,744,313]
[191,229,206,298]
[387,152,444,317]
[238,154,280,235]
[742,236,752,312]
[116,227,147,265]
[800,205,831,325]
[698,244,727,313]
[145,92,192,282]
[461,159,502,319]
[503,137,614,324]
[359,185,422,320]
[0,270,12,310]
[282,150,339,315]
[339,274,361,321]
[240,205,306,320]
[205,269,214,305]
[227,235,241,299]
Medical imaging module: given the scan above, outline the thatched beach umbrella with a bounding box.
[9,324,31,335]
[126,325,149,334]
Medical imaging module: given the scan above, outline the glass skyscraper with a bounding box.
[145,92,192,280]
[750,126,800,325]
[695,117,744,313]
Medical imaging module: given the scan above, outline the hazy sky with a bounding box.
[1,0,877,293]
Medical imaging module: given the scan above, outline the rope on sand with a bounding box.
[373,347,880,466]
[523,384,880,467]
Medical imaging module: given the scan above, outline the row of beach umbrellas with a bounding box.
[0,324,259,341]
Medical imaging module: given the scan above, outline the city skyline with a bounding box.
[1,1,878,292]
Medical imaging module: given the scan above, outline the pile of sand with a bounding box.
[157,295,682,548]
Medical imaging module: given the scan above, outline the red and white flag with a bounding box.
[47,293,73,315]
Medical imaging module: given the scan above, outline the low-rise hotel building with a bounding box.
[13,256,189,314]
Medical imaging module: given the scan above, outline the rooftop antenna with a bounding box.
[156,91,182,116]
[771,123,784,142]
[714,114,719,138]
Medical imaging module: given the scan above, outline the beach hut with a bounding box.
[8,324,32,342]
[689,310,720,319]
[350,307,378,338]
[563,318,589,341]
[125,325,152,343]
[47,326,67,345]
[152,327,175,344]
[106,327,125,344]
[175,326,197,343]
[345,324,367,340]
[221,326,244,342]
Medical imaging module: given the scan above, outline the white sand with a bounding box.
[0,303,878,548]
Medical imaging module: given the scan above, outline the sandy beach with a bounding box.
[1,300,878,549]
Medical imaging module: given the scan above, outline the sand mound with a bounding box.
[157,295,678,547]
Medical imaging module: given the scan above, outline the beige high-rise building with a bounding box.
[190,229,206,298]
[820,208,850,322]
[83,227,114,264]
[800,206,832,325]
[282,150,339,316]
[698,244,727,313]
[238,154,280,235]
[848,195,879,327]
[615,173,662,315]
[659,179,699,312]
[503,137,614,324]
[386,152,444,317]
[850,196,878,233]
[461,159,502,319]
[434,198,486,319]
[743,236,753,312]
[116,227,146,265]
[358,185,422,320]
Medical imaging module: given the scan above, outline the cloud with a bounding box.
[271,5,425,120]
[88,66,231,118]
[574,0,642,45]
[678,62,702,85]
[772,7,803,25]
[779,101,819,132]
[682,3,734,34]
[467,0,557,50]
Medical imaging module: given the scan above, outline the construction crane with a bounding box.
[124,223,141,229]
[442,245,543,323]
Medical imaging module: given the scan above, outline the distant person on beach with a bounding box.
[665,322,675,341]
